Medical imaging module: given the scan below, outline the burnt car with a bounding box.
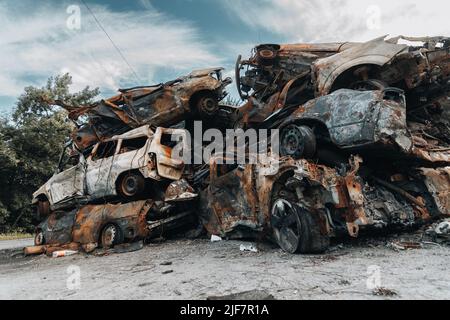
[32,125,195,217]
[199,154,448,254]
[236,36,450,130]
[64,68,232,153]
[238,87,449,167]
[33,199,196,251]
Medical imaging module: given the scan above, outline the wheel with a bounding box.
[100,224,124,248]
[34,230,45,246]
[349,79,387,91]
[118,173,145,199]
[256,44,279,66]
[280,125,316,159]
[271,199,329,254]
[196,93,219,116]
[36,200,50,220]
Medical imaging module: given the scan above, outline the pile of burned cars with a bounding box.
[28,36,450,256]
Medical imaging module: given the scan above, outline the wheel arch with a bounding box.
[279,118,332,142]
[317,60,384,95]
[114,169,146,194]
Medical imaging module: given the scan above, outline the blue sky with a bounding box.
[1,0,449,116]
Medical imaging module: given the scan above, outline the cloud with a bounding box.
[222,0,450,43]
[0,1,222,99]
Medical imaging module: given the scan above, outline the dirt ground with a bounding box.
[1,232,449,300]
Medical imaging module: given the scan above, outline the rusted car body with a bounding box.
[199,154,448,253]
[66,68,232,153]
[32,126,194,214]
[243,87,448,168]
[236,36,450,130]
[34,200,196,251]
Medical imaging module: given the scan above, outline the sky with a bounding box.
[1,0,449,116]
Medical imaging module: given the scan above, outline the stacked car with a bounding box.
[30,36,450,255]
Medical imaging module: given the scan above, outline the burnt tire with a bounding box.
[100,223,124,248]
[349,79,387,91]
[118,173,145,199]
[36,200,50,221]
[271,199,329,254]
[34,230,45,246]
[196,93,219,117]
[280,125,316,159]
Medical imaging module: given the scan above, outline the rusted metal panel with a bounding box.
[313,36,408,95]
[67,69,231,153]
[72,200,151,245]
[420,167,450,215]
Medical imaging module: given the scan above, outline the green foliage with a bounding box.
[0,74,99,232]
[13,73,99,123]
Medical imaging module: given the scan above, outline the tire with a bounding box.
[118,173,145,199]
[280,125,316,159]
[36,200,50,221]
[196,93,219,117]
[271,199,329,254]
[100,224,124,248]
[34,230,45,246]
[349,79,387,91]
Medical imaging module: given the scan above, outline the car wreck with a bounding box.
[26,36,450,256]
[32,125,194,216]
[61,68,233,153]
[235,36,450,144]
[199,154,448,253]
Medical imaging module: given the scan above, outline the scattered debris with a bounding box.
[372,287,398,297]
[207,290,276,301]
[113,241,144,254]
[210,235,223,242]
[240,244,258,253]
[52,250,78,258]
[162,270,174,275]
[435,219,450,236]
[388,241,423,251]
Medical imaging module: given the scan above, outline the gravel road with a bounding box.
[0,238,34,251]
[0,234,449,300]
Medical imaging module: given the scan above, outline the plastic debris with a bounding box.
[52,250,78,258]
[210,235,222,242]
[240,244,258,253]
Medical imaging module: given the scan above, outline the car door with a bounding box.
[48,155,86,206]
[85,141,118,199]
[199,160,259,236]
[149,128,189,180]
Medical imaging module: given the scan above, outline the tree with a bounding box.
[0,74,99,233]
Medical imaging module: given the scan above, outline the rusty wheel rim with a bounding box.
[34,231,44,246]
[281,125,305,158]
[121,175,140,197]
[271,199,302,254]
[101,224,117,247]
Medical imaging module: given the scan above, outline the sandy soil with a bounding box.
[0,234,449,300]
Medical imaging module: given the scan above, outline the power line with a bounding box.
[80,0,142,84]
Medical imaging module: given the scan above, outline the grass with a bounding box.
[0,232,33,241]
